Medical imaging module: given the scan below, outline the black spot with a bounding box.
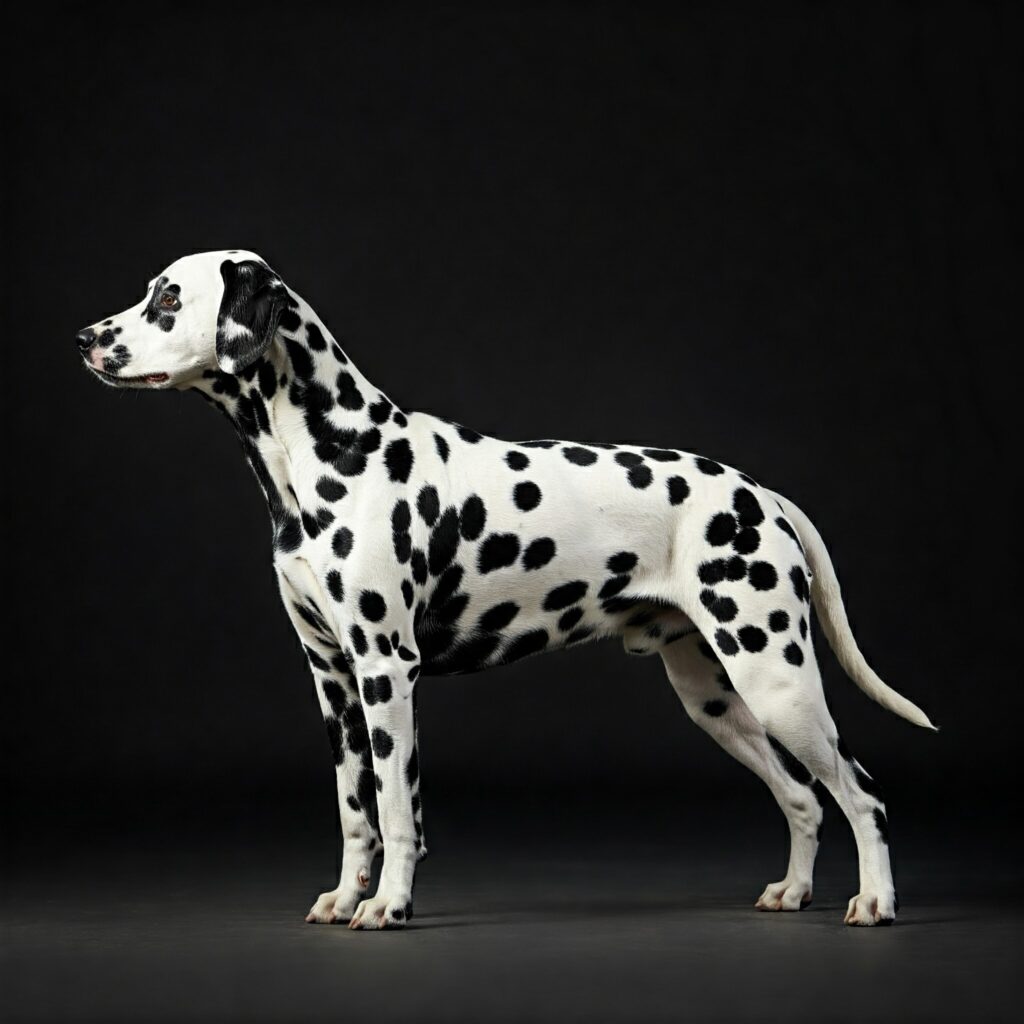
[369,397,393,424]
[706,513,737,546]
[384,438,414,482]
[599,575,630,599]
[327,570,344,602]
[406,748,419,785]
[257,360,277,399]
[360,591,387,622]
[417,485,440,526]
[628,465,653,489]
[429,565,465,617]
[643,448,681,462]
[695,457,724,475]
[768,735,813,785]
[479,602,519,632]
[563,446,598,466]
[522,537,556,570]
[784,642,804,666]
[799,616,808,639]
[700,589,738,623]
[285,338,315,380]
[302,511,324,539]
[433,433,450,462]
[733,488,765,527]
[326,718,344,764]
[698,640,719,664]
[371,728,394,759]
[478,533,521,573]
[359,428,381,454]
[401,579,414,608]
[356,768,379,833]
[336,371,364,411]
[376,634,392,656]
[322,680,348,716]
[748,561,778,591]
[275,514,302,552]
[410,549,428,585]
[520,439,557,448]
[790,566,810,602]
[332,527,354,559]
[392,499,412,532]
[393,411,408,427]
[738,625,768,652]
[703,700,728,717]
[306,322,327,351]
[873,808,890,844]
[428,508,461,575]
[460,495,487,540]
[543,580,588,611]
[615,452,645,467]
[457,424,482,443]
[350,624,368,656]
[607,551,638,573]
[558,607,584,631]
[698,560,727,585]
[305,646,331,671]
[513,481,542,511]
[501,629,549,663]
[733,528,760,555]
[316,476,348,502]
[726,557,748,580]
[768,610,790,632]
[715,629,739,656]
[506,451,530,470]
[362,675,393,705]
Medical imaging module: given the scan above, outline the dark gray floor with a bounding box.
[3,804,1020,1023]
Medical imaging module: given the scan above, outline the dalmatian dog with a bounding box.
[77,250,935,930]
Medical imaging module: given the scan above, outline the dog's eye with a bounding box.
[160,293,178,308]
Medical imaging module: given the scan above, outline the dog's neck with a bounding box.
[190,298,397,550]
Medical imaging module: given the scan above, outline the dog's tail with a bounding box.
[769,490,937,731]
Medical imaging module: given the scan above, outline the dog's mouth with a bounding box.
[87,364,171,387]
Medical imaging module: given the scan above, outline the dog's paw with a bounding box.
[305,874,371,924]
[755,878,812,912]
[844,890,897,926]
[348,893,413,930]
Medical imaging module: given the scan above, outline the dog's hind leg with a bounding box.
[660,634,823,910]
[674,484,899,923]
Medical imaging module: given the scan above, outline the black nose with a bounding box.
[76,327,97,351]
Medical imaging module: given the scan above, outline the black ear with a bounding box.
[215,259,291,373]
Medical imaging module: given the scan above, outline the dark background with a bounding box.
[3,5,1020,1022]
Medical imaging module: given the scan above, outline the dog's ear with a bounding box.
[215,259,291,373]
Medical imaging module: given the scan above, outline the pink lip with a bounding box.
[145,373,170,383]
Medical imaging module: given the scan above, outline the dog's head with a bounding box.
[76,250,294,389]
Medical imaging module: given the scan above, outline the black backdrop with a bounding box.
[5,6,1019,843]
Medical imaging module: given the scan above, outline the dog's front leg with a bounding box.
[348,651,421,930]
